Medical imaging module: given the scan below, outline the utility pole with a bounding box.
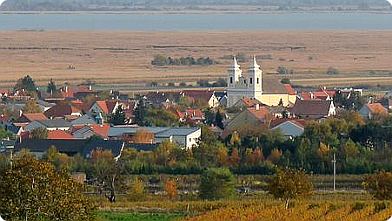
[332,153,336,191]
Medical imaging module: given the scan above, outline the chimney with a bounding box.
[89,85,92,91]
[255,104,260,110]
[65,86,68,93]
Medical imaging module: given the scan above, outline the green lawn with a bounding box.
[96,212,185,221]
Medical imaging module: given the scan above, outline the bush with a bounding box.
[199,168,235,200]
[363,171,392,200]
[327,67,339,75]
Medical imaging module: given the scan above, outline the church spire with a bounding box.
[232,55,240,69]
[249,55,260,69]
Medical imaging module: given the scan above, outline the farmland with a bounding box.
[0,30,392,90]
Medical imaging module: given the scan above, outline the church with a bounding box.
[227,56,297,107]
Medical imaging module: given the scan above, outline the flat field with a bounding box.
[0,30,392,89]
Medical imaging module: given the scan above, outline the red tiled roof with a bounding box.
[172,109,185,119]
[298,92,312,100]
[284,84,296,95]
[366,103,388,115]
[44,104,81,118]
[185,108,204,119]
[95,101,109,114]
[247,107,271,120]
[48,130,75,140]
[241,98,257,107]
[15,113,48,123]
[183,90,214,103]
[71,100,92,113]
[72,124,111,138]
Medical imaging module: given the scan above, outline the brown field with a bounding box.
[0,30,392,89]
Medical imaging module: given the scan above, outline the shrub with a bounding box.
[363,171,392,200]
[199,168,235,200]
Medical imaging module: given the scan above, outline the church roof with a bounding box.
[262,77,294,94]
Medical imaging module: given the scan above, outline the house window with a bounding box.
[230,77,233,84]
[250,78,253,84]
[257,78,259,84]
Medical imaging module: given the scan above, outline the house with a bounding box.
[184,108,205,124]
[108,126,201,149]
[14,139,87,158]
[44,103,82,119]
[183,90,220,108]
[83,140,125,160]
[25,119,71,132]
[47,130,75,140]
[222,105,271,138]
[144,91,171,105]
[359,103,388,120]
[381,97,392,110]
[297,88,335,101]
[37,99,56,112]
[14,113,49,127]
[89,100,119,116]
[291,99,336,119]
[270,118,307,139]
[233,97,264,108]
[71,114,97,126]
[71,124,111,139]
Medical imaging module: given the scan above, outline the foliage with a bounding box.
[96,212,185,221]
[134,99,149,126]
[133,129,154,144]
[31,127,48,139]
[22,100,42,113]
[0,126,13,140]
[277,66,294,75]
[47,78,57,93]
[128,178,146,201]
[199,168,235,200]
[108,105,126,125]
[14,75,36,92]
[326,67,340,75]
[152,55,215,66]
[363,170,392,200]
[267,167,313,209]
[165,180,178,200]
[0,157,95,221]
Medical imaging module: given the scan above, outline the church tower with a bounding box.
[228,56,242,88]
[247,56,263,97]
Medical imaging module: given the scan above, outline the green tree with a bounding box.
[0,126,13,140]
[0,157,95,221]
[134,99,149,126]
[327,67,339,75]
[47,78,57,94]
[215,108,224,129]
[128,178,145,201]
[363,171,392,200]
[31,127,48,139]
[108,105,126,125]
[267,167,313,209]
[199,167,235,200]
[14,75,36,92]
[22,100,42,113]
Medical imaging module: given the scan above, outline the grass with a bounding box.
[96,212,185,221]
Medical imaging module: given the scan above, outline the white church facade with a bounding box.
[227,56,297,107]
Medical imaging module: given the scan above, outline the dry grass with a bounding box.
[0,30,391,88]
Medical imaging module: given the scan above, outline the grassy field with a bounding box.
[96,212,184,221]
[0,30,392,89]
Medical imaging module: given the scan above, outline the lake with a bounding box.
[0,12,392,30]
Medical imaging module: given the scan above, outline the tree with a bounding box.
[31,127,48,139]
[90,149,126,203]
[128,178,145,201]
[133,129,154,144]
[327,67,339,75]
[0,157,95,221]
[363,171,392,200]
[199,168,235,200]
[165,179,178,200]
[134,99,149,126]
[108,105,126,125]
[14,75,36,92]
[215,109,224,129]
[267,167,313,209]
[0,126,12,140]
[47,78,57,94]
[22,100,41,113]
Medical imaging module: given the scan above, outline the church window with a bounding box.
[257,78,259,84]
[250,78,253,84]
[230,77,233,84]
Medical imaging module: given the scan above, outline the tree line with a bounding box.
[152,55,216,66]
